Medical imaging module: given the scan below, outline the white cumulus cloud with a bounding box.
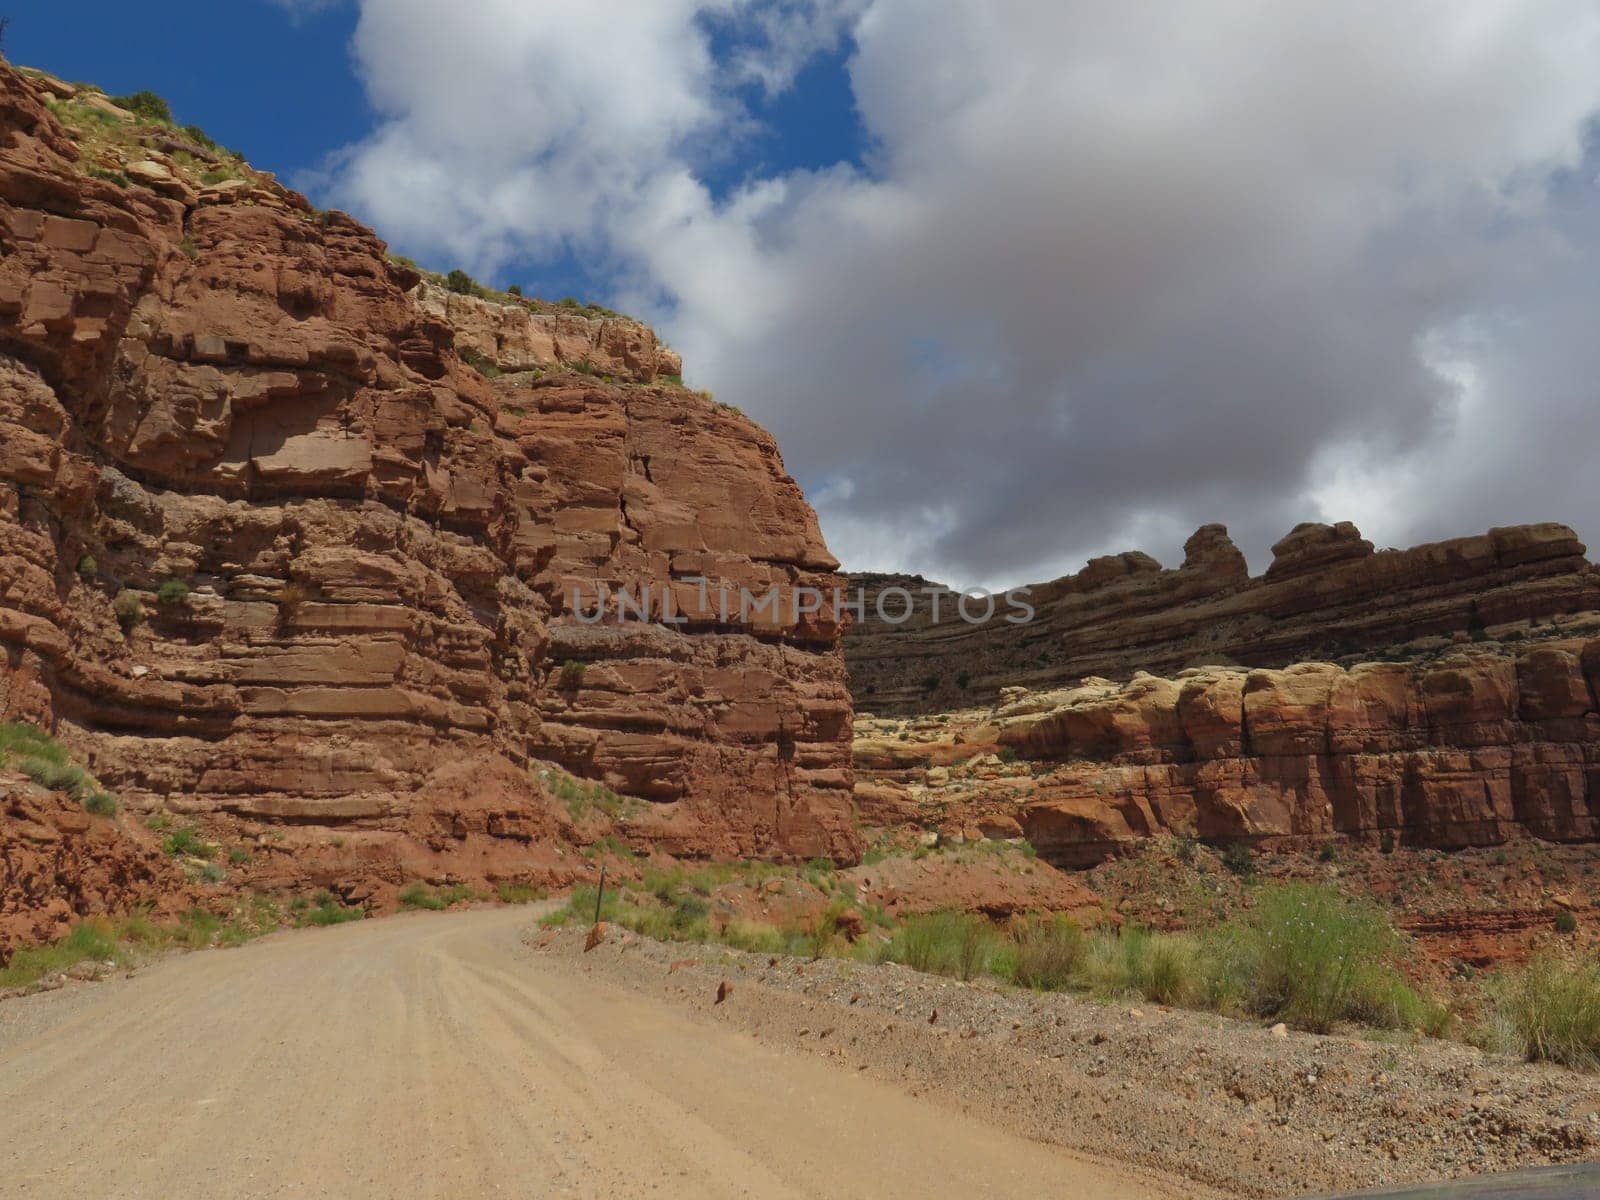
[300,0,1600,588]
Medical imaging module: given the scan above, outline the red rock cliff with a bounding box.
[847,521,1599,714]
[0,66,858,904]
[854,642,1600,866]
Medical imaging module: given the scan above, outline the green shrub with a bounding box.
[880,911,995,979]
[999,915,1085,990]
[83,791,118,817]
[1555,910,1579,934]
[76,555,98,579]
[398,883,446,911]
[156,578,190,607]
[113,590,144,629]
[558,659,587,687]
[507,284,522,297]
[302,895,363,927]
[1221,841,1255,877]
[20,757,91,801]
[0,919,123,988]
[997,746,1020,764]
[1215,882,1420,1033]
[199,863,226,884]
[1486,952,1600,1069]
[0,722,67,767]
[446,268,478,295]
[111,90,172,123]
[162,827,211,859]
[228,847,252,866]
[1116,928,1206,1006]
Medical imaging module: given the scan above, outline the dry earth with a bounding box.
[0,907,1204,1200]
[552,922,1600,1199]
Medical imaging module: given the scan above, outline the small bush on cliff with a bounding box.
[111,90,172,123]
[113,590,144,630]
[446,268,479,295]
[0,722,66,768]
[20,758,91,802]
[1555,910,1580,934]
[399,883,448,911]
[76,555,98,579]
[157,578,191,607]
[1221,842,1255,877]
[558,660,587,687]
[83,790,118,817]
[300,893,363,927]
[1485,952,1600,1069]
[162,827,211,860]
[507,284,522,297]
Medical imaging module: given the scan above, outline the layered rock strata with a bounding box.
[847,521,1600,714]
[854,641,1600,865]
[0,64,858,917]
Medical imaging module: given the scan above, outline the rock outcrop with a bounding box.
[853,641,1600,866]
[847,522,1600,714]
[1,774,187,963]
[0,63,858,919]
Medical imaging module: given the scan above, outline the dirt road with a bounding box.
[0,908,1198,1199]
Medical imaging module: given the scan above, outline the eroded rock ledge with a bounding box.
[846,520,1599,714]
[854,642,1600,865]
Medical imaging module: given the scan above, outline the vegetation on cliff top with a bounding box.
[0,722,117,815]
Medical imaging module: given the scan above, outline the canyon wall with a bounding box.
[847,521,1600,715]
[854,641,1600,866]
[0,65,858,918]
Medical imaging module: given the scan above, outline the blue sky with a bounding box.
[8,2,367,183]
[10,2,1600,588]
[5,0,866,307]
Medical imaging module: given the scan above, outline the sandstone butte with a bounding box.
[0,65,856,957]
[6,64,1600,963]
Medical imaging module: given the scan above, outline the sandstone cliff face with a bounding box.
[0,66,857,915]
[847,521,1600,715]
[854,641,1600,866]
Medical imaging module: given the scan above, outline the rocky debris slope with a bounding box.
[553,926,1599,1198]
[0,773,187,963]
[854,640,1600,866]
[847,521,1600,714]
[0,64,857,923]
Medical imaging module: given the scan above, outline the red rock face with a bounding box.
[854,642,1600,866]
[1,776,189,964]
[0,64,858,916]
[847,521,1600,714]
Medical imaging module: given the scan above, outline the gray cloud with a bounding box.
[301,0,1600,588]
